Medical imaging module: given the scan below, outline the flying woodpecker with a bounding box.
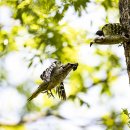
[28,61,78,101]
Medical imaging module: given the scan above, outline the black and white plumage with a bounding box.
[56,82,66,100]
[40,61,61,82]
[96,23,123,36]
[40,61,65,98]
[90,23,128,46]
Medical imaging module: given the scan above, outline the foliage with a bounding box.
[122,109,130,128]
[0,0,128,130]
[101,111,126,130]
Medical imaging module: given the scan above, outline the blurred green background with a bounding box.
[0,0,130,130]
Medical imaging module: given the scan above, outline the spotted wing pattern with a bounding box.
[102,23,123,36]
[40,61,61,82]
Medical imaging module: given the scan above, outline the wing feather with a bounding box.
[40,61,61,82]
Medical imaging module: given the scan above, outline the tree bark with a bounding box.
[123,43,130,83]
[119,0,130,83]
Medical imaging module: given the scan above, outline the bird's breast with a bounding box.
[47,74,66,90]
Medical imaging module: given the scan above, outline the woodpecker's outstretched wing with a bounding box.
[40,61,61,82]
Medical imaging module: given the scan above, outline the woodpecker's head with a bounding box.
[72,63,78,71]
[63,63,78,71]
[54,62,78,77]
[51,62,78,83]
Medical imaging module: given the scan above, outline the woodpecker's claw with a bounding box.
[47,90,55,98]
[42,90,55,98]
[118,43,123,47]
[49,90,55,98]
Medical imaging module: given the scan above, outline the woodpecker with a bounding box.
[28,61,78,101]
[90,23,128,46]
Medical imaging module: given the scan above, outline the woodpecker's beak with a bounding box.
[72,63,78,71]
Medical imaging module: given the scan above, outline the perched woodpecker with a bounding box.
[90,23,129,46]
[28,61,78,101]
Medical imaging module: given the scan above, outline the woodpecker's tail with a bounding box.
[28,82,48,101]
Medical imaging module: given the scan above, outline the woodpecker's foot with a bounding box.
[118,43,123,47]
[122,35,129,42]
[46,90,55,98]
[49,90,55,98]
[41,90,48,94]
[41,90,55,98]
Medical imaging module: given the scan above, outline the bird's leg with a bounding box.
[40,86,55,98]
[43,90,54,98]
[41,90,52,97]
[56,86,60,98]
[46,90,51,97]
[41,90,48,94]
[49,90,55,98]
[118,42,123,47]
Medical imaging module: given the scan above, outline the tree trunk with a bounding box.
[123,43,130,83]
[119,0,130,83]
